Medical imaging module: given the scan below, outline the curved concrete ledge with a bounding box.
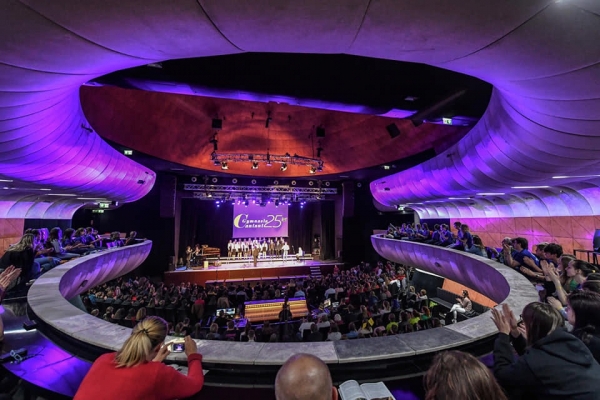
[371,235,538,340]
[27,237,538,375]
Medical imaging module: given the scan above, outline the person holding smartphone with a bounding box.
[74,316,204,400]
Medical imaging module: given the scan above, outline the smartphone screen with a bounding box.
[172,342,185,353]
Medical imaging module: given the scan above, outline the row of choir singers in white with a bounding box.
[227,238,291,259]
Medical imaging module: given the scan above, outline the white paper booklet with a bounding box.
[338,380,395,400]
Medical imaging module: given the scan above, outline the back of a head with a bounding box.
[522,302,564,346]
[424,351,507,400]
[115,316,167,368]
[275,353,334,400]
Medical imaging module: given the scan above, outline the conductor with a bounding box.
[252,245,260,267]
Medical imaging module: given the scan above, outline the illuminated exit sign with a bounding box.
[442,118,453,125]
[124,149,133,155]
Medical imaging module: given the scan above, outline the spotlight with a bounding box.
[252,161,259,170]
[316,165,323,172]
[275,200,280,207]
[280,163,287,171]
[213,159,221,166]
[244,200,249,206]
[266,153,272,167]
[309,166,316,174]
[221,161,228,170]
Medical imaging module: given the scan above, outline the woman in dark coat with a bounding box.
[491,302,600,400]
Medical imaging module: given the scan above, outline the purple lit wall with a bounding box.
[1,1,599,219]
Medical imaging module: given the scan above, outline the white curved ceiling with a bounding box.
[1,0,598,218]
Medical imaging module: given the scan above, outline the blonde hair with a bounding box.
[135,307,147,321]
[114,316,167,368]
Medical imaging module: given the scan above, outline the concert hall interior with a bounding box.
[1,1,600,399]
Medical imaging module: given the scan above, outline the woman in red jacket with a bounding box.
[74,316,204,400]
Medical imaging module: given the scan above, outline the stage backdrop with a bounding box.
[232,203,289,238]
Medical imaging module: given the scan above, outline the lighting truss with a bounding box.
[184,184,337,195]
[210,152,324,172]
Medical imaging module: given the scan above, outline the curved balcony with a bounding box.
[27,237,538,385]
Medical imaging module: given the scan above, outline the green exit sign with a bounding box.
[442,118,453,125]
[92,209,105,214]
[124,149,133,155]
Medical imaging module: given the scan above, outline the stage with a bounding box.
[164,258,340,286]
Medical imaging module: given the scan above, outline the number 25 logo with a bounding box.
[265,214,284,228]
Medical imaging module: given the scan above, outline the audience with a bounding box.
[74,316,204,400]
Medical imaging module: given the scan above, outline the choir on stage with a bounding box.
[226,237,290,260]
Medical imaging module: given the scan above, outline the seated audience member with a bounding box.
[223,320,238,341]
[424,350,507,400]
[468,235,488,258]
[567,290,600,363]
[307,323,323,342]
[206,323,221,340]
[489,237,513,263]
[0,233,39,286]
[74,316,204,400]
[275,353,337,400]
[45,227,80,261]
[124,231,138,246]
[583,274,600,294]
[346,322,358,339]
[327,324,342,341]
[542,243,563,268]
[447,221,464,250]
[449,290,472,323]
[504,237,542,278]
[491,303,600,399]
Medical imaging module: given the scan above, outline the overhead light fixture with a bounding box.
[309,166,317,174]
[39,188,52,191]
[252,161,259,170]
[280,163,287,171]
[213,159,221,166]
[476,192,505,196]
[221,161,228,170]
[266,153,272,167]
[552,174,600,179]
[0,179,13,182]
[77,197,108,200]
[448,197,471,200]
[47,193,78,196]
[511,186,550,189]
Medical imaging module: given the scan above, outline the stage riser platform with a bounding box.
[164,263,337,286]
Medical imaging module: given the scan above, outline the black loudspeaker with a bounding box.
[593,229,600,251]
[212,118,222,129]
[342,182,355,218]
[386,123,401,139]
[159,175,177,218]
[316,127,326,138]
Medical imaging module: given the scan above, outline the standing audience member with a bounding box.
[424,350,507,400]
[491,303,600,399]
[275,353,337,400]
[74,316,204,400]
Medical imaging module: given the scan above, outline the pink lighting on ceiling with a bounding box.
[0,1,599,218]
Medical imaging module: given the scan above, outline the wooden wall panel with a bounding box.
[450,216,598,259]
[0,218,24,253]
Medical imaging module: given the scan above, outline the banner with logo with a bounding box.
[232,203,289,238]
